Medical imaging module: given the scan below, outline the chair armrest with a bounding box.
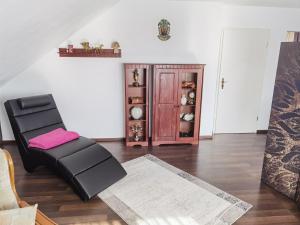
[3,150,57,225]
[19,201,58,225]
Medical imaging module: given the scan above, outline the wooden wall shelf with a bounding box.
[58,48,121,58]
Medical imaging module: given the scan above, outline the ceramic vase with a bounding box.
[181,94,187,106]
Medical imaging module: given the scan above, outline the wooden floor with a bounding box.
[3,134,300,225]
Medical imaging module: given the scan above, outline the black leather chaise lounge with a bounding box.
[5,94,126,201]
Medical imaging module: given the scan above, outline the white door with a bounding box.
[215,28,269,133]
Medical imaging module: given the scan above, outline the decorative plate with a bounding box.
[131,107,143,120]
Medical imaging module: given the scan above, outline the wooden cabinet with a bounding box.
[152,65,204,146]
[124,64,204,146]
[124,64,150,147]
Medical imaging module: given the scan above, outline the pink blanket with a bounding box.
[28,128,79,150]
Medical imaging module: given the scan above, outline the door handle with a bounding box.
[221,78,227,90]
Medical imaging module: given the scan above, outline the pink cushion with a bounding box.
[28,128,79,150]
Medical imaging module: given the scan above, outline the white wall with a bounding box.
[1,0,300,140]
[0,0,223,140]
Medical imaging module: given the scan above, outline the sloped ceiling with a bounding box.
[175,0,300,8]
[0,0,120,86]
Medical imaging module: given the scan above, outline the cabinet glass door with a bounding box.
[177,71,198,140]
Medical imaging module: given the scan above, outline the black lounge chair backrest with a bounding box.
[5,94,65,160]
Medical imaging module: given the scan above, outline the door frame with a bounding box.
[213,28,270,134]
[212,29,225,135]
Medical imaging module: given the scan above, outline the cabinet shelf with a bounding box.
[129,104,147,106]
[180,120,195,123]
[182,87,196,90]
[181,105,195,107]
[128,137,146,142]
[179,134,194,138]
[129,119,146,122]
[128,85,146,88]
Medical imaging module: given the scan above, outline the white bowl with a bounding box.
[183,113,194,121]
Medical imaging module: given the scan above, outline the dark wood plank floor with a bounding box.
[3,134,300,225]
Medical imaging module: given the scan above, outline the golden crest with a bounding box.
[158,19,171,41]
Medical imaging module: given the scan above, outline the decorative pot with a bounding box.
[181,94,187,106]
[67,44,73,53]
[182,81,196,89]
[130,97,144,104]
[188,90,195,99]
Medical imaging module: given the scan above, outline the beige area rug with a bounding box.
[98,155,252,225]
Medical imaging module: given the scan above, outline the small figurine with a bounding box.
[130,124,143,142]
[130,96,144,104]
[132,69,140,87]
[187,98,195,105]
[67,44,73,53]
[81,41,90,51]
[111,41,120,54]
[94,43,104,54]
[187,90,196,105]
[181,94,187,106]
[182,81,196,89]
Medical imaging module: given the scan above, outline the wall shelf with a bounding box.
[58,48,121,58]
